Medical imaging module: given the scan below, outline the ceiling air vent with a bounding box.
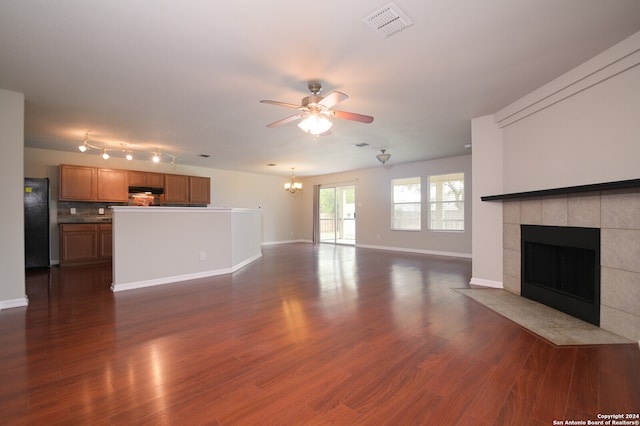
[363,2,414,39]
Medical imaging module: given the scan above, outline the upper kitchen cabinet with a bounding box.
[128,171,164,188]
[164,174,190,203]
[189,176,210,204]
[97,168,129,202]
[59,164,97,201]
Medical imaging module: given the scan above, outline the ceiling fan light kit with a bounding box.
[260,82,374,136]
[297,114,333,135]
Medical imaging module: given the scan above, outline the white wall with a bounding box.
[24,147,302,262]
[498,31,640,193]
[112,207,262,291]
[300,155,473,257]
[502,64,640,192]
[470,115,503,287]
[0,89,27,309]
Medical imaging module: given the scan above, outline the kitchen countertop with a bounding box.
[58,216,112,224]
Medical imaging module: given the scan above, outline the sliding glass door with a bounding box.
[318,185,356,244]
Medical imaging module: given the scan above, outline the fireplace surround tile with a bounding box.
[601,190,640,229]
[541,196,568,226]
[568,192,601,227]
[503,201,521,224]
[503,223,520,251]
[503,273,520,295]
[601,228,640,273]
[503,248,521,279]
[520,199,542,224]
[600,304,640,342]
[500,188,640,342]
[602,267,640,317]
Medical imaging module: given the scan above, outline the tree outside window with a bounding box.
[429,173,464,231]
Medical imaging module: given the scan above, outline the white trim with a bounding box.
[356,243,471,259]
[112,268,232,292]
[469,277,503,289]
[495,31,640,128]
[262,239,310,246]
[0,297,28,310]
[232,252,262,272]
[112,253,262,292]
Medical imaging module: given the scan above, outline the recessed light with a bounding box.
[198,154,211,158]
[353,143,370,147]
[267,163,277,167]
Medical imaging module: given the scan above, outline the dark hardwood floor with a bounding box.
[2,243,638,425]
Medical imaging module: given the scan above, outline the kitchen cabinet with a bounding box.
[60,164,208,204]
[59,164,97,201]
[98,224,112,259]
[128,171,164,188]
[164,174,210,204]
[164,174,190,203]
[189,176,210,204]
[97,168,129,202]
[60,223,112,265]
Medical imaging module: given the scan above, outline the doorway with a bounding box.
[318,185,356,245]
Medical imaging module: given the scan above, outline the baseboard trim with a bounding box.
[469,277,503,288]
[0,297,29,310]
[356,244,472,259]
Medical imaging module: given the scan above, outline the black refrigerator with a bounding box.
[24,177,50,269]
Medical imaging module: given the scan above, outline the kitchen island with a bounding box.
[110,206,262,292]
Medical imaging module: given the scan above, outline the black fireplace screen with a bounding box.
[521,225,600,325]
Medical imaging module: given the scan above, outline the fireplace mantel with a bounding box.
[481,178,640,201]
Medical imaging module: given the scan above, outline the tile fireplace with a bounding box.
[482,179,640,341]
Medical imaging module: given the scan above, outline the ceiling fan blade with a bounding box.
[266,113,306,128]
[260,100,302,109]
[318,91,348,109]
[332,110,374,124]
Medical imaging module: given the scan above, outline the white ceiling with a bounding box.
[1,1,639,177]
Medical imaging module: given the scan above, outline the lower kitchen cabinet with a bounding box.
[60,223,112,265]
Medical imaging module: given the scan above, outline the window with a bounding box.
[392,177,421,230]
[429,173,464,231]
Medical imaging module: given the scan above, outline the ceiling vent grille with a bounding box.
[363,2,414,38]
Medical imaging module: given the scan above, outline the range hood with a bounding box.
[128,186,164,195]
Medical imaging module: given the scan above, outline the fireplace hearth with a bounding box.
[521,225,600,325]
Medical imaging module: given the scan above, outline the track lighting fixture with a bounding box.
[77,131,177,164]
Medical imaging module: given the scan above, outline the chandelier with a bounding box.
[376,149,391,165]
[284,168,302,194]
[78,131,177,165]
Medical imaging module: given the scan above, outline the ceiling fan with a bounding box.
[260,82,374,135]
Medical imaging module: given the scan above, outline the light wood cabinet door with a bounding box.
[128,171,164,188]
[60,224,98,262]
[59,165,97,201]
[97,168,128,202]
[147,172,164,187]
[189,176,210,204]
[128,171,148,186]
[164,174,190,203]
[98,224,112,259]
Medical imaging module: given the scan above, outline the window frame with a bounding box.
[428,172,465,232]
[391,177,421,231]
